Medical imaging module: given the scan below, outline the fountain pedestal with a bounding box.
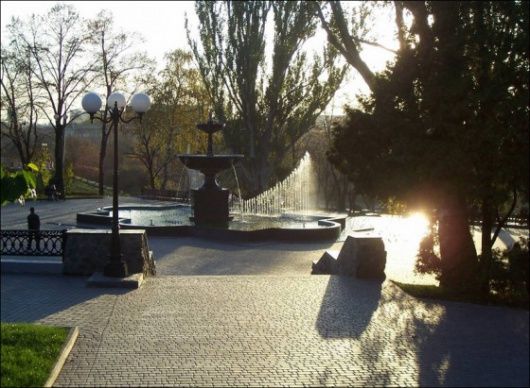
[179,117,243,227]
[193,187,230,225]
[180,155,243,226]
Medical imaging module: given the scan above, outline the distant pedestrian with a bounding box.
[27,207,41,251]
[50,183,58,201]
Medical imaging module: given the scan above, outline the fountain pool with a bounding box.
[77,203,347,241]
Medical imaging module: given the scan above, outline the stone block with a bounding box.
[349,237,386,280]
[63,229,156,276]
[312,250,339,274]
[313,235,386,280]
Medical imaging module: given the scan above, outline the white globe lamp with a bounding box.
[81,92,102,114]
[130,93,151,114]
[108,92,126,111]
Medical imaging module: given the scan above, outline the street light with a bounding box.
[81,91,150,277]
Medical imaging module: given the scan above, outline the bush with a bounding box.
[489,238,529,298]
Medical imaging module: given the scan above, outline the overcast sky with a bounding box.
[1,1,398,114]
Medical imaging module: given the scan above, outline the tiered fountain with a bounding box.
[178,115,243,226]
[77,118,347,241]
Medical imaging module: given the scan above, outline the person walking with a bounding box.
[27,207,41,251]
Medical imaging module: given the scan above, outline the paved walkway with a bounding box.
[2,199,529,386]
[1,273,528,387]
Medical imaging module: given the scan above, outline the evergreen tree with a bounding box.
[328,1,529,292]
[188,1,345,195]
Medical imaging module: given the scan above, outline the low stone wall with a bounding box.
[63,229,155,276]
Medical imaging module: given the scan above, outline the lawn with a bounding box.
[393,281,529,310]
[1,323,69,387]
[67,176,112,197]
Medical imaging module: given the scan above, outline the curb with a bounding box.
[44,326,79,388]
[1,258,62,274]
[86,272,144,289]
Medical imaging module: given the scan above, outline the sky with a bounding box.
[1,1,398,115]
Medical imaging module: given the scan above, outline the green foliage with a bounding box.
[416,231,442,278]
[328,1,529,291]
[188,0,346,194]
[131,49,209,190]
[394,276,528,310]
[1,323,69,387]
[64,161,75,194]
[0,163,38,205]
[32,146,53,194]
[488,238,529,299]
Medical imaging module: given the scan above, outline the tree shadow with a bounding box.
[1,273,130,323]
[314,278,529,386]
[411,299,529,387]
[316,276,382,338]
[382,285,529,387]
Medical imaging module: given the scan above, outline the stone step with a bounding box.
[1,258,63,274]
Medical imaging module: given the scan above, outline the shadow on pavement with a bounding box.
[316,276,382,338]
[315,278,529,386]
[149,236,339,275]
[413,300,529,386]
[1,273,129,323]
[384,285,530,387]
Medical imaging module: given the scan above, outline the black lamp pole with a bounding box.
[89,101,142,277]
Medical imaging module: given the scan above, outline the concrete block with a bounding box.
[86,272,144,289]
[63,229,156,276]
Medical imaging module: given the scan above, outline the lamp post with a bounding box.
[81,91,150,277]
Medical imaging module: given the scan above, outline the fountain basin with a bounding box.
[179,154,244,225]
[77,204,346,242]
[179,154,244,180]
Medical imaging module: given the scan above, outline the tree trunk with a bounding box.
[161,163,169,190]
[14,138,28,166]
[53,123,65,199]
[438,195,479,292]
[149,174,156,190]
[479,196,494,293]
[98,131,107,196]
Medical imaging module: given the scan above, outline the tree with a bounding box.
[328,1,529,292]
[0,163,38,205]
[130,49,210,190]
[188,0,346,195]
[297,118,354,212]
[313,1,399,90]
[0,35,41,166]
[88,10,155,195]
[9,4,97,198]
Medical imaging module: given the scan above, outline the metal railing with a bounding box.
[0,230,67,256]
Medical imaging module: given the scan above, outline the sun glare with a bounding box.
[404,212,430,240]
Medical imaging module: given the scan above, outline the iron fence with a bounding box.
[0,230,66,256]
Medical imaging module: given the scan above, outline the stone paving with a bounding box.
[1,273,528,387]
[2,198,529,386]
[151,236,340,277]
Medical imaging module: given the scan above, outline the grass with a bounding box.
[66,177,112,197]
[1,323,69,388]
[392,281,529,310]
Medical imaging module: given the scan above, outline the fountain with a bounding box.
[178,115,243,226]
[238,152,316,216]
[76,120,347,241]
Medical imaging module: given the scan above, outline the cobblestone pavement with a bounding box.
[151,236,340,277]
[2,273,528,387]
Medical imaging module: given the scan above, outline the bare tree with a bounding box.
[130,49,209,190]
[0,39,40,166]
[313,1,400,91]
[9,4,97,198]
[88,10,155,195]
